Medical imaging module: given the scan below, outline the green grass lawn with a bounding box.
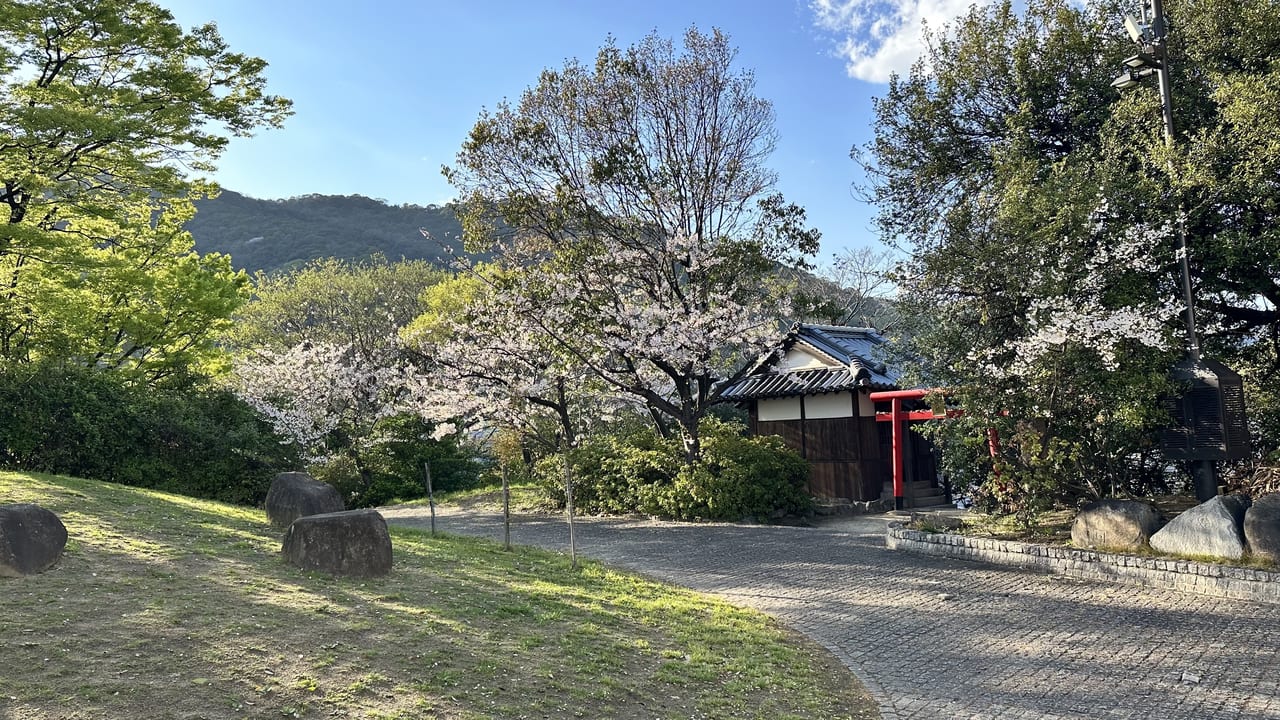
[0,471,878,719]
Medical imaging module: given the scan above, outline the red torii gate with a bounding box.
[869,388,1000,511]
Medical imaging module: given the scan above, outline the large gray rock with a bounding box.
[1071,499,1162,551]
[281,509,392,578]
[1150,495,1250,560]
[1244,493,1280,563]
[265,472,344,529]
[0,504,68,577]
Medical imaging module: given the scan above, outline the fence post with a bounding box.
[501,464,512,551]
[423,460,436,537]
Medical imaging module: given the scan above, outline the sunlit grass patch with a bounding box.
[0,470,877,719]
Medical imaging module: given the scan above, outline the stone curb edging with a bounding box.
[886,522,1280,605]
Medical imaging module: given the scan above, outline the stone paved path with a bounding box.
[380,506,1280,719]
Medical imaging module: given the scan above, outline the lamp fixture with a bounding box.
[1110,67,1155,89]
[1123,52,1157,69]
[1123,14,1146,43]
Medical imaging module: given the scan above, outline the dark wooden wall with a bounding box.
[753,409,884,502]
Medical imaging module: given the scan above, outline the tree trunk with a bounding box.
[680,413,701,465]
[554,377,576,448]
[648,405,673,439]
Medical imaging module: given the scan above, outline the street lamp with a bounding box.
[1110,0,1250,501]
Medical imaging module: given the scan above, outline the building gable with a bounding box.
[781,346,841,372]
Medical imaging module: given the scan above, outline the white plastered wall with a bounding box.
[803,392,854,419]
[757,396,802,421]
[857,390,875,417]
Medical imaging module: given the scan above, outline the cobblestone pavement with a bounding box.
[380,506,1280,719]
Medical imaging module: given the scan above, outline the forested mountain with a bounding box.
[186,190,465,274]
[185,189,904,330]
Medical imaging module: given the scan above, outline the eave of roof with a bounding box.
[720,366,897,401]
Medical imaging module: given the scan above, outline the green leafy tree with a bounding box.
[4,196,251,381]
[866,0,1280,514]
[0,0,291,377]
[228,255,448,356]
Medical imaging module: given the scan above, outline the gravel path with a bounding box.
[381,505,1280,719]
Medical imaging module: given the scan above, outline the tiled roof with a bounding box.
[721,324,899,400]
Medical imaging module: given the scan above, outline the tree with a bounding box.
[2,195,250,381]
[445,28,819,460]
[402,265,597,452]
[864,0,1280,513]
[795,246,901,330]
[229,340,441,505]
[227,257,465,506]
[231,340,414,460]
[227,256,448,356]
[0,0,291,377]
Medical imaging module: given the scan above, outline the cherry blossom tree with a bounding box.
[226,259,478,506]
[403,265,612,566]
[230,340,421,457]
[444,28,819,461]
[401,266,596,451]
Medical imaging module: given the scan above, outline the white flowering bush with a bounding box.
[229,340,476,506]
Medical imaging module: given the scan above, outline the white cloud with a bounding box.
[809,0,991,83]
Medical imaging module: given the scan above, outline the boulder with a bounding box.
[265,472,344,529]
[1150,495,1250,560]
[1244,493,1280,563]
[0,503,68,577]
[1071,499,1162,551]
[281,509,392,578]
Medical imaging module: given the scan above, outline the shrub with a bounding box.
[536,418,812,522]
[316,415,482,508]
[115,386,304,505]
[0,364,299,505]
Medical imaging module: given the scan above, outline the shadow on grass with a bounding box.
[0,471,876,720]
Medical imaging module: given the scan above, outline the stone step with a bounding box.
[883,480,942,490]
[911,495,951,509]
[879,489,951,509]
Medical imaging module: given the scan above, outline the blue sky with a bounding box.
[160,0,982,259]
